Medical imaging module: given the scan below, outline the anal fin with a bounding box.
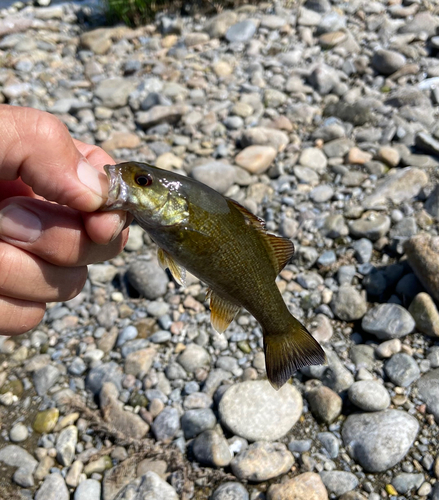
[207,289,240,334]
[157,248,186,287]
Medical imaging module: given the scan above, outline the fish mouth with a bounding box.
[103,164,128,210]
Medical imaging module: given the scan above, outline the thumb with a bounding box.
[0,105,108,212]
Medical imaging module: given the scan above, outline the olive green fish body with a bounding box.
[104,162,326,389]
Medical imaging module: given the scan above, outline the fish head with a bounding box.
[104,162,189,227]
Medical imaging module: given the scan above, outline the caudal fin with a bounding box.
[264,319,326,390]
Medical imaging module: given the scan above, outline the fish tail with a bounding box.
[263,318,326,390]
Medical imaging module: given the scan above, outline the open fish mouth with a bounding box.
[103,164,129,210]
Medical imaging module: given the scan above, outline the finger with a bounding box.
[0,105,108,212]
[0,296,45,336]
[0,197,128,266]
[82,210,133,245]
[0,242,87,302]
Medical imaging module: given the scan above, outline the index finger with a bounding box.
[0,105,108,212]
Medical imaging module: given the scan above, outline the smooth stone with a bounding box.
[80,27,113,54]
[349,213,391,241]
[219,380,303,441]
[113,471,178,500]
[56,425,78,466]
[321,349,355,393]
[317,432,339,459]
[416,369,439,422]
[348,381,390,411]
[364,167,428,207]
[95,78,136,108]
[231,442,294,482]
[125,348,156,377]
[321,214,348,238]
[9,423,28,442]
[425,184,439,219]
[177,344,210,373]
[35,473,69,500]
[408,292,439,337]
[226,20,257,43]
[240,127,289,152]
[211,482,249,500]
[181,408,216,439]
[191,161,237,194]
[384,353,420,387]
[310,185,334,203]
[362,303,415,340]
[0,445,37,486]
[331,285,367,321]
[372,49,406,75]
[126,260,169,299]
[135,104,190,129]
[192,430,232,467]
[320,471,358,496]
[375,339,401,359]
[352,239,373,264]
[74,479,101,500]
[341,410,418,472]
[306,385,342,424]
[404,234,439,302]
[267,472,328,500]
[151,407,180,442]
[100,383,149,440]
[33,364,60,396]
[101,132,141,153]
[391,473,424,495]
[204,11,238,38]
[235,145,277,174]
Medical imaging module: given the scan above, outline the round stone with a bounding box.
[384,353,420,387]
[349,213,391,241]
[331,285,367,321]
[219,380,303,441]
[9,423,28,443]
[192,430,232,467]
[362,303,415,340]
[341,410,419,472]
[348,381,390,411]
[320,471,358,496]
[267,472,328,500]
[372,49,406,76]
[235,146,277,175]
[211,482,249,500]
[408,292,439,337]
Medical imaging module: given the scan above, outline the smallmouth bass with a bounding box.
[104,162,325,389]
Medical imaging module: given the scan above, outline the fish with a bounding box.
[103,161,326,389]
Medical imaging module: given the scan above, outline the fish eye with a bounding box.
[135,174,153,187]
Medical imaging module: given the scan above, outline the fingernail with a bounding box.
[110,213,127,242]
[0,205,42,243]
[77,158,108,199]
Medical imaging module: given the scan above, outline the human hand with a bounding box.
[0,105,130,335]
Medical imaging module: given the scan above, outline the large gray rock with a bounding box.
[113,471,178,500]
[219,380,302,441]
[126,260,169,299]
[384,353,420,387]
[342,410,418,472]
[35,473,69,500]
[330,285,367,322]
[416,369,439,422]
[361,303,415,340]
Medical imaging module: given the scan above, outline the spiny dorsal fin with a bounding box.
[157,247,186,287]
[207,288,240,334]
[265,233,295,274]
[228,199,266,230]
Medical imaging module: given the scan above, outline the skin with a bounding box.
[0,105,131,336]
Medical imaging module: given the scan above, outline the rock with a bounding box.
[74,479,101,500]
[375,339,401,359]
[177,344,210,373]
[9,423,28,442]
[310,185,334,203]
[348,381,390,411]
[231,442,294,482]
[66,460,83,488]
[404,234,439,302]
[192,430,232,467]
[235,146,277,174]
[125,348,156,377]
[181,408,216,439]
[95,78,136,108]
[219,380,303,441]
[226,20,257,43]
[299,147,328,173]
[363,168,428,207]
[35,473,69,500]
[385,353,420,387]
[56,425,78,466]
[308,64,339,94]
[100,382,149,440]
[135,105,190,129]
[391,473,424,495]
[0,445,37,487]
[151,407,180,442]
[408,292,439,337]
[372,49,406,75]
[80,27,113,54]
[191,161,237,194]
[416,369,439,422]
[362,303,415,340]
[267,472,328,500]
[320,471,358,497]
[341,410,418,472]
[349,213,391,241]
[399,11,439,37]
[33,364,60,395]
[184,32,210,47]
[34,456,55,482]
[425,185,439,219]
[86,362,123,395]
[126,260,169,299]
[113,471,178,500]
[331,285,367,321]
[211,482,249,500]
[205,11,238,38]
[376,146,400,167]
[321,214,349,239]
[101,132,141,153]
[321,349,355,393]
[352,239,373,264]
[317,432,339,459]
[306,385,342,424]
[240,127,289,152]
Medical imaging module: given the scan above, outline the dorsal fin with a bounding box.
[206,288,240,334]
[228,199,266,230]
[265,233,295,274]
[157,247,186,287]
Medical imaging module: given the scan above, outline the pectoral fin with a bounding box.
[207,289,240,334]
[265,233,295,274]
[157,248,186,287]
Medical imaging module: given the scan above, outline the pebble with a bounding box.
[181,408,216,439]
[391,473,424,495]
[151,407,180,442]
[9,423,28,442]
[331,285,367,321]
[56,425,78,467]
[226,20,257,43]
[320,471,358,496]
[348,380,390,411]
[35,473,69,500]
[231,442,294,482]
[362,303,415,340]
[267,472,328,500]
[191,161,237,194]
[235,146,277,175]
[219,380,302,441]
[416,369,439,422]
[192,430,232,467]
[342,410,419,472]
[74,479,101,500]
[126,260,168,299]
[306,385,342,424]
[114,471,178,500]
[211,482,249,500]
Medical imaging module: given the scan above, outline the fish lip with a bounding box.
[103,164,128,210]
